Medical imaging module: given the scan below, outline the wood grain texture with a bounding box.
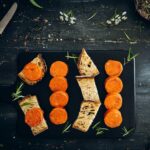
[0,0,150,149]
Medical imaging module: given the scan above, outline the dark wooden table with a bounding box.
[0,0,150,149]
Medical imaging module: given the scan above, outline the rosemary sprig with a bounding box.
[62,122,72,134]
[11,82,24,101]
[29,0,43,9]
[124,48,139,65]
[122,126,135,137]
[92,121,109,136]
[65,51,78,63]
[87,12,97,21]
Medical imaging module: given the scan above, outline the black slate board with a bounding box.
[14,50,135,139]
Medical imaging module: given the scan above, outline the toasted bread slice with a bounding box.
[76,76,101,103]
[18,54,47,85]
[19,95,48,136]
[77,48,99,77]
[73,101,100,132]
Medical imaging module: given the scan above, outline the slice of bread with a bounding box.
[18,54,47,85]
[19,95,48,136]
[77,48,99,77]
[76,76,101,103]
[73,101,100,132]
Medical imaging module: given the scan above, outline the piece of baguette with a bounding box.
[73,101,100,132]
[18,54,47,85]
[76,76,101,103]
[77,48,99,77]
[19,95,48,136]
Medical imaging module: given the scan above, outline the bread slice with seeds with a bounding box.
[73,101,100,132]
[77,48,99,77]
[76,76,101,103]
[18,54,47,85]
[19,95,48,136]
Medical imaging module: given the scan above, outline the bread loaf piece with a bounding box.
[73,101,100,132]
[19,95,48,136]
[76,76,101,103]
[18,54,47,85]
[77,48,99,77]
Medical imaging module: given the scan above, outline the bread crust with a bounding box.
[18,54,47,85]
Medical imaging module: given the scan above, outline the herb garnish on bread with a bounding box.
[18,54,47,85]
[19,95,48,136]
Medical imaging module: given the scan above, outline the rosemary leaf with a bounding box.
[96,131,104,136]
[20,102,33,107]
[127,47,131,61]
[124,31,131,41]
[62,122,72,134]
[122,126,135,137]
[87,12,97,21]
[65,51,78,63]
[96,127,109,132]
[29,0,43,9]
[92,121,101,129]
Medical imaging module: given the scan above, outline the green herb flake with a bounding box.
[65,51,78,63]
[122,126,135,137]
[20,102,33,107]
[29,0,43,9]
[87,12,97,21]
[62,122,72,134]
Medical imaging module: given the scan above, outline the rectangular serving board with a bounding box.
[14,50,135,139]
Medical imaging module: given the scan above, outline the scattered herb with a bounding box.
[11,83,24,101]
[123,31,137,44]
[106,10,127,26]
[87,12,97,21]
[123,31,131,41]
[92,121,101,129]
[29,0,43,9]
[92,121,109,136]
[65,51,78,63]
[62,122,72,134]
[124,48,139,65]
[59,11,76,25]
[122,126,135,137]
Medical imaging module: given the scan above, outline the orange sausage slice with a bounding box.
[105,76,123,93]
[104,93,122,110]
[25,107,43,127]
[49,91,69,107]
[22,63,43,81]
[49,108,68,125]
[50,61,68,77]
[104,109,123,128]
[105,60,123,76]
[49,77,68,92]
